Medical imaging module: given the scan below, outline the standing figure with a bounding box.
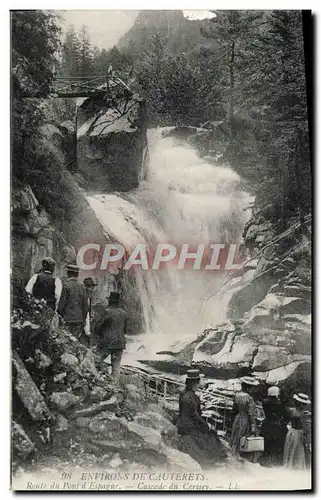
[57,264,88,345]
[83,277,97,339]
[25,257,62,310]
[176,369,226,468]
[230,376,259,456]
[93,292,127,384]
[283,393,311,470]
[260,386,288,467]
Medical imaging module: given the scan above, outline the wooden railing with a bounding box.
[51,74,132,98]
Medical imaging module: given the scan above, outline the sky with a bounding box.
[58,10,139,49]
[58,10,216,49]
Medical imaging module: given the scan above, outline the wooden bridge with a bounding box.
[51,73,132,98]
[119,364,265,437]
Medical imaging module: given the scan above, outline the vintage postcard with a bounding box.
[11,9,312,491]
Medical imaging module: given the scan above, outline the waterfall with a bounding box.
[87,129,251,351]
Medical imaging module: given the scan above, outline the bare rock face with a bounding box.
[76,90,147,192]
[12,421,35,459]
[12,351,50,421]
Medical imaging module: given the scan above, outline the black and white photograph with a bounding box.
[10,8,312,491]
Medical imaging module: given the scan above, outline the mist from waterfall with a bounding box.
[87,129,251,351]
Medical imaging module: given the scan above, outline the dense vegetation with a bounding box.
[11,9,312,232]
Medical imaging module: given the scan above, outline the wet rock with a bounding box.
[209,335,258,371]
[227,272,277,320]
[252,345,310,372]
[50,392,80,411]
[193,326,232,358]
[253,359,311,385]
[12,351,50,421]
[12,421,35,459]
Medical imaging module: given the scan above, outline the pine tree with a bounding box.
[59,24,81,78]
[78,25,94,77]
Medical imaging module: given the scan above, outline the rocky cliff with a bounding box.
[76,86,147,192]
[142,209,311,394]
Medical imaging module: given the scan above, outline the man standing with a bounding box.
[25,257,62,310]
[93,292,127,384]
[57,264,88,345]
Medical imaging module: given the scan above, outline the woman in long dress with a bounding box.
[176,369,227,468]
[230,376,259,456]
[260,386,288,467]
[283,393,311,470]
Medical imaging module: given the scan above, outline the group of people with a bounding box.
[230,375,311,470]
[25,258,311,470]
[25,257,127,383]
[176,370,311,470]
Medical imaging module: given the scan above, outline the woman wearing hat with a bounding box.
[176,369,226,468]
[283,393,311,469]
[260,386,288,467]
[230,376,259,457]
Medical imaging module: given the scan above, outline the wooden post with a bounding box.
[163,381,167,401]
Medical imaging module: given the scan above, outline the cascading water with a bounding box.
[87,129,251,352]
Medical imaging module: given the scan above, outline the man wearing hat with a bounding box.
[175,368,226,467]
[93,291,127,384]
[57,264,89,344]
[25,257,62,310]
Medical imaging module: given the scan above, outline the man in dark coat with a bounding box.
[176,369,226,468]
[93,292,127,384]
[260,386,288,467]
[25,257,62,310]
[57,264,88,345]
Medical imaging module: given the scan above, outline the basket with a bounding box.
[240,436,264,452]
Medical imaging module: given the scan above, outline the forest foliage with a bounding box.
[11,9,312,230]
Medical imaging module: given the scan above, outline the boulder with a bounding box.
[61,353,79,369]
[252,345,310,372]
[133,411,176,434]
[73,396,119,418]
[50,392,81,411]
[253,359,311,385]
[12,351,50,421]
[55,414,69,432]
[280,297,311,316]
[127,422,163,449]
[75,417,91,428]
[35,349,52,369]
[227,271,277,320]
[162,446,202,472]
[80,349,98,375]
[12,421,35,459]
